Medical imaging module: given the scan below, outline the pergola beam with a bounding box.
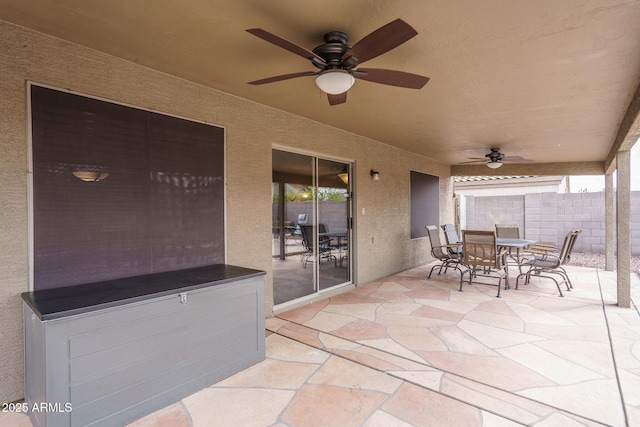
[450,161,604,177]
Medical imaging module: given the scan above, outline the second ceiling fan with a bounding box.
[461,148,534,169]
[246,19,429,105]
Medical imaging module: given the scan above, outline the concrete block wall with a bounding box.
[466,195,524,231]
[463,191,639,255]
[271,201,348,232]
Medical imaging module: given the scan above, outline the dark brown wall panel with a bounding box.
[410,171,440,239]
[31,86,225,290]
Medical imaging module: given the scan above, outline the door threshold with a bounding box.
[273,282,355,315]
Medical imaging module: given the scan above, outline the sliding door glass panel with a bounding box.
[272,150,315,305]
[317,159,350,291]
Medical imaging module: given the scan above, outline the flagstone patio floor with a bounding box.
[3,263,639,426]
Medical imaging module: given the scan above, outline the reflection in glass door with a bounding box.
[272,150,351,306]
[317,158,350,291]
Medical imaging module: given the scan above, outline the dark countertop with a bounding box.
[21,264,265,321]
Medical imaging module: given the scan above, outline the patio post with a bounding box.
[605,173,615,271]
[616,150,631,307]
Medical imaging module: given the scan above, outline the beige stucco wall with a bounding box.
[0,20,452,403]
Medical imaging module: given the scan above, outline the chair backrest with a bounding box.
[441,224,463,256]
[297,213,309,225]
[425,225,448,260]
[441,224,461,244]
[299,225,314,251]
[559,229,582,265]
[495,224,519,239]
[317,223,331,244]
[462,230,499,268]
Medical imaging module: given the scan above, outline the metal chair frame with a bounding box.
[460,230,507,297]
[299,224,337,269]
[515,230,582,296]
[425,225,462,279]
[441,223,463,258]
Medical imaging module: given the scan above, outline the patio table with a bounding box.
[496,237,537,288]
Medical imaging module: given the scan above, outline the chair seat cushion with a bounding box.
[522,257,561,269]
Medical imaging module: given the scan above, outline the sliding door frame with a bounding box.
[272,145,355,309]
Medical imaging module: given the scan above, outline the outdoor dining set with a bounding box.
[426,224,582,297]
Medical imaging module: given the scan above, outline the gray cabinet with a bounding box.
[22,265,265,427]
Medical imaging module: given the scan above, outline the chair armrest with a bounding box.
[497,247,509,266]
[525,248,553,255]
[530,243,556,251]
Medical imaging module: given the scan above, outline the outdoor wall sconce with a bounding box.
[72,171,110,182]
[370,170,380,181]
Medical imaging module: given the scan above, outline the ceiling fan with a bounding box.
[246,19,429,105]
[460,148,534,169]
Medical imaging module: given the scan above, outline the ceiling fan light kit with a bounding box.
[246,19,429,105]
[486,161,503,169]
[315,70,355,95]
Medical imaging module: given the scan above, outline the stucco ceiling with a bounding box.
[2,0,640,172]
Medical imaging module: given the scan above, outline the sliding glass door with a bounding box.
[272,149,351,306]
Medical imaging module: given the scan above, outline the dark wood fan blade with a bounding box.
[342,19,417,65]
[248,71,317,85]
[458,160,486,164]
[246,28,326,65]
[328,92,347,105]
[355,68,429,89]
[502,156,534,162]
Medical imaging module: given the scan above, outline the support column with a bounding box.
[605,173,615,271]
[616,150,631,308]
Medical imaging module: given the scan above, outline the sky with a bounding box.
[568,142,640,192]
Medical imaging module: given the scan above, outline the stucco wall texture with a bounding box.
[0,20,452,402]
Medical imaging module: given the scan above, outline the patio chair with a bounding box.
[425,225,462,279]
[319,223,340,249]
[495,224,556,265]
[320,223,348,266]
[441,223,463,257]
[299,224,337,268]
[495,224,524,265]
[460,230,508,297]
[495,224,519,238]
[515,229,582,296]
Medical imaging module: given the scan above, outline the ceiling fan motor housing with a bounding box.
[486,148,505,162]
[312,31,353,70]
